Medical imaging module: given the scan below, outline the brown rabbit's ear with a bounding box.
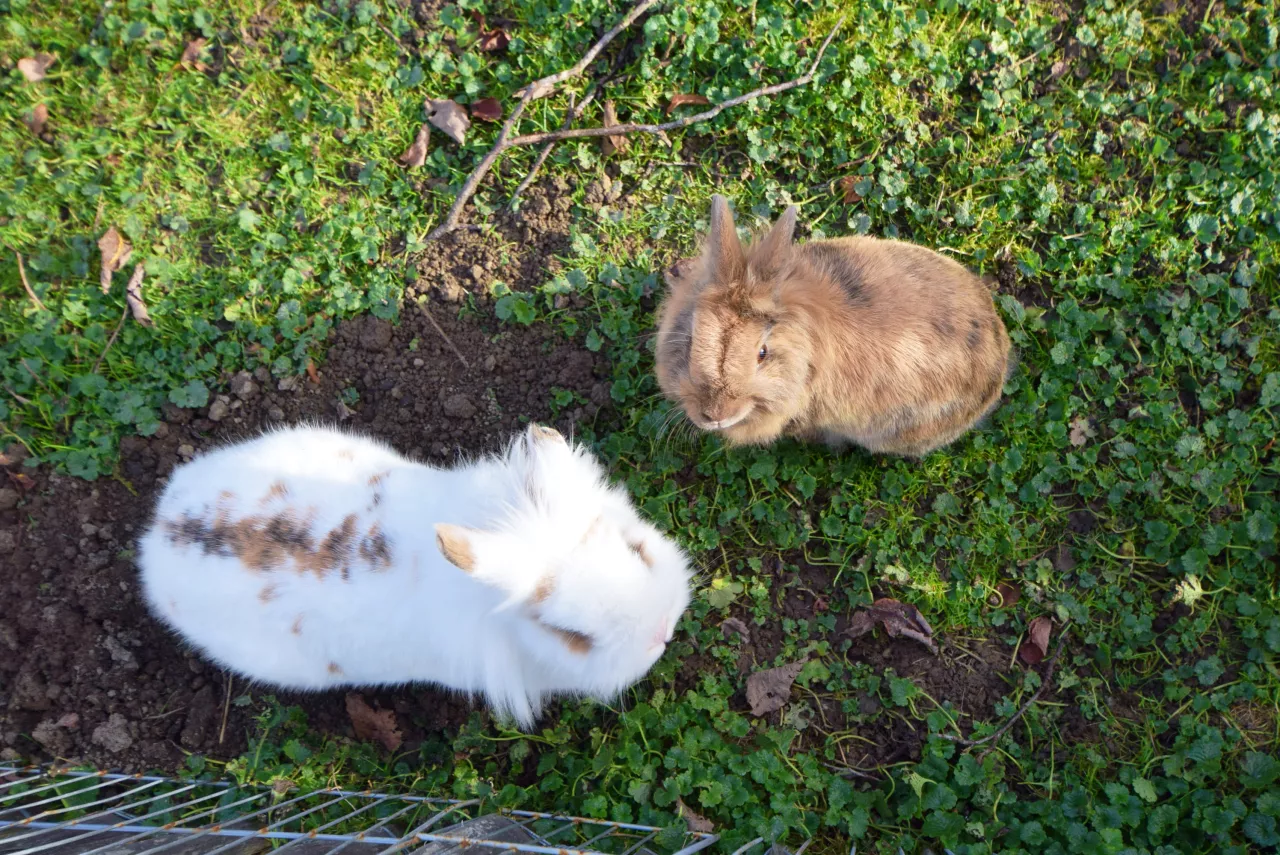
[703,194,746,282]
[750,205,798,280]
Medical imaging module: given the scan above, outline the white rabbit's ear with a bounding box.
[525,422,565,447]
[435,523,481,572]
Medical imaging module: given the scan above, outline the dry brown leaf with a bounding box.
[1020,616,1053,665]
[676,797,714,834]
[720,617,751,644]
[1053,543,1077,573]
[992,582,1021,608]
[305,359,320,385]
[599,100,631,157]
[426,98,470,145]
[25,103,48,137]
[399,124,430,168]
[745,660,805,717]
[181,38,209,71]
[344,693,402,751]
[97,227,133,294]
[837,175,862,204]
[665,93,712,115]
[1068,416,1096,447]
[470,97,503,123]
[8,471,35,492]
[124,264,153,327]
[478,27,511,52]
[18,53,56,83]
[846,597,937,652]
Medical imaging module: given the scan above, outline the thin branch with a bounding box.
[511,91,592,205]
[424,0,659,242]
[92,304,129,375]
[15,252,48,312]
[423,0,844,242]
[416,302,470,370]
[939,626,1069,756]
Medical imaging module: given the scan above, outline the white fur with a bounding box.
[136,423,693,729]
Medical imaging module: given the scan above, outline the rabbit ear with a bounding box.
[435,523,540,604]
[525,423,565,447]
[751,205,798,280]
[703,194,746,282]
[435,523,482,573]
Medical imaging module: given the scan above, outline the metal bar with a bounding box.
[0,782,198,844]
[506,811,705,837]
[669,833,720,855]
[372,799,481,855]
[197,793,362,855]
[47,789,269,855]
[0,776,110,816]
[729,837,765,855]
[270,800,423,855]
[0,778,169,824]
[0,770,51,794]
[619,830,660,855]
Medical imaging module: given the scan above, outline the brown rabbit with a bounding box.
[654,195,1011,457]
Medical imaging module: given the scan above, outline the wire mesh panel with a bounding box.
[0,766,718,855]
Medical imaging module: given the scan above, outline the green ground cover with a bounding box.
[2,0,1278,851]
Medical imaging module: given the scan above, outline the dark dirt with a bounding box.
[0,269,614,771]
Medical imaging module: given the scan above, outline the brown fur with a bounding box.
[544,625,593,655]
[654,196,1011,457]
[435,523,477,572]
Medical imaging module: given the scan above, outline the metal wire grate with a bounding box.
[0,766,718,855]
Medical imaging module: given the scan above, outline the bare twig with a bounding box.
[510,91,591,205]
[218,675,234,745]
[92,304,129,375]
[424,0,659,242]
[940,626,1069,758]
[424,0,843,241]
[14,252,48,312]
[416,302,470,369]
[822,762,880,781]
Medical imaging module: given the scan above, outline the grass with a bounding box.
[3,0,1280,852]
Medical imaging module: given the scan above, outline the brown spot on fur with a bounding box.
[435,524,476,572]
[545,625,593,655]
[932,318,955,337]
[258,584,279,604]
[629,541,654,567]
[337,449,354,461]
[291,616,303,635]
[367,471,389,487]
[804,242,868,305]
[260,481,289,505]
[530,576,555,604]
[327,662,343,675]
[358,524,392,569]
[967,318,983,350]
[529,424,564,444]
[580,516,604,543]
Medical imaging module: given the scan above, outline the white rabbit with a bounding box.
[137,422,693,730]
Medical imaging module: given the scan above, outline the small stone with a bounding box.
[413,358,425,368]
[33,719,72,754]
[469,264,486,283]
[178,444,195,458]
[91,713,133,754]
[0,488,18,510]
[207,397,230,422]
[267,405,285,421]
[230,371,259,400]
[0,531,15,554]
[484,355,497,372]
[359,318,393,352]
[278,376,300,393]
[153,423,169,439]
[57,712,80,729]
[442,393,477,420]
[81,524,98,537]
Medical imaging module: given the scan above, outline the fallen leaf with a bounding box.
[837,175,861,204]
[992,583,1021,608]
[1053,543,1077,573]
[345,693,402,751]
[745,660,806,717]
[305,359,320,384]
[720,617,751,644]
[676,797,714,834]
[271,779,297,796]
[426,98,470,145]
[25,103,48,137]
[846,598,936,652]
[1173,574,1206,609]
[665,93,711,115]
[18,53,56,83]
[8,471,35,492]
[470,97,503,123]
[1068,416,1096,447]
[97,227,133,294]
[181,37,209,72]
[1048,59,1068,80]
[478,27,511,52]
[600,100,630,156]
[1020,616,1053,665]
[124,264,153,327]
[399,124,430,168]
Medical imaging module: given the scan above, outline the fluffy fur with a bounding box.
[137,423,692,729]
[655,195,1012,457]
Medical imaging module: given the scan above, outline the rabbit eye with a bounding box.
[757,344,769,362]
